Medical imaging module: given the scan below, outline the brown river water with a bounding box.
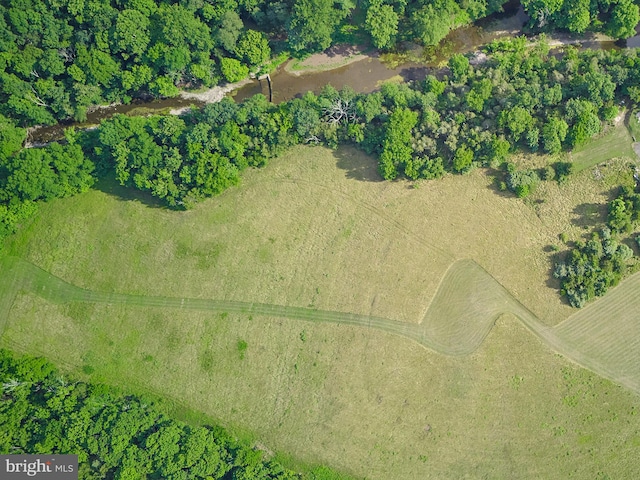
[28,2,638,144]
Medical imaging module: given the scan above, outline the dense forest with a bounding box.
[1,0,639,127]
[0,348,352,479]
[0,0,509,126]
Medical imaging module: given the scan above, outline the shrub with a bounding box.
[506,169,540,197]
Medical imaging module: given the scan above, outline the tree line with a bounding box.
[0,348,352,480]
[522,0,639,39]
[85,38,640,203]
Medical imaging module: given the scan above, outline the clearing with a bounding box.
[2,143,640,478]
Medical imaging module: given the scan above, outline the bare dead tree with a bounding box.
[537,8,550,28]
[3,378,27,392]
[323,98,357,125]
[58,47,76,63]
[26,87,49,107]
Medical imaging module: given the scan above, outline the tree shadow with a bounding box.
[399,66,430,82]
[484,169,515,198]
[93,176,168,209]
[334,146,384,182]
[323,44,368,58]
[545,246,571,305]
[622,235,639,254]
[572,202,607,228]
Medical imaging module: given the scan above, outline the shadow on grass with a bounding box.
[93,176,168,209]
[484,169,515,198]
[334,147,384,182]
[572,202,607,228]
[545,246,571,306]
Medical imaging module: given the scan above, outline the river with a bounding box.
[27,2,638,144]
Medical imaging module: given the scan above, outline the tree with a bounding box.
[572,71,615,107]
[506,168,539,197]
[568,110,600,146]
[217,11,243,53]
[552,161,573,183]
[120,65,153,92]
[448,54,470,83]
[608,197,633,233]
[235,30,270,66]
[0,115,26,158]
[218,121,250,167]
[487,137,510,166]
[411,0,467,46]
[522,0,566,27]
[564,99,601,146]
[559,0,590,33]
[365,0,398,49]
[606,0,640,39]
[379,107,418,180]
[156,3,213,53]
[541,117,568,154]
[355,91,384,123]
[220,57,249,83]
[0,200,38,240]
[75,46,120,88]
[112,9,150,60]
[466,78,492,112]
[452,144,474,173]
[2,143,94,202]
[498,106,534,142]
[287,0,352,53]
[148,76,179,98]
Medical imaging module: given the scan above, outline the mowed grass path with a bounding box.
[2,251,640,393]
[2,145,640,478]
[569,120,637,172]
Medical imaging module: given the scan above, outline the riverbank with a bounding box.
[284,44,373,75]
[178,78,253,106]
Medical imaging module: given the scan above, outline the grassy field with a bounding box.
[569,120,637,172]
[2,144,640,478]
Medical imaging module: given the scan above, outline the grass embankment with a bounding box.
[570,119,637,172]
[2,143,640,478]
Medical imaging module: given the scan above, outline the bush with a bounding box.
[506,169,540,197]
[552,161,574,184]
[541,165,556,181]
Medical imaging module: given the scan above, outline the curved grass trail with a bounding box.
[1,255,639,394]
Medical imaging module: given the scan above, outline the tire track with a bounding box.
[1,255,640,395]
